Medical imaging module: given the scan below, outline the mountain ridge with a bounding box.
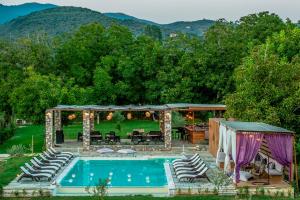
[103,12,158,25]
[0,2,57,24]
[0,4,215,38]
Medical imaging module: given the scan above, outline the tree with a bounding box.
[237,11,286,46]
[55,23,107,86]
[143,25,162,41]
[112,111,125,133]
[9,68,62,123]
[114,35,163,104]
[202,19,244,100]
[93,65,116,105]
[225,27,300,131]
[157,34,205,103]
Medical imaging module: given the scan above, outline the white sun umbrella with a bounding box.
[117,149,136,154]
[97,148,114,154]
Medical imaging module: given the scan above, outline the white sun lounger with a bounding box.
[18,167,52,182]
[43,152,69,162]
[50,147,73,157]
[175,161,206,176]
[175,159,205,172]
[40,154,65,166]
[177,166,209,182]
[48,149,72,159]
[172,153,199,164]
[173,156,201,168]
[30,159,59,172]
[33,157,62,168]
[25,163,55,177]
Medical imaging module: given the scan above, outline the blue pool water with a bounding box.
[59,158,174,187]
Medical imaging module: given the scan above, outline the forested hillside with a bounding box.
[0,3,57,24]
[103,12,157,25]
[0,6,214,38]
[0,12,299,135]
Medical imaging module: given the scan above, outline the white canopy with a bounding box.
[216,123,236,174]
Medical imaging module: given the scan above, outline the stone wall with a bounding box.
[45,110,54,149]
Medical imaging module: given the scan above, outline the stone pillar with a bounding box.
[54,110,62,132]
[90,111,95,131]
[163,110,172,150]
[45,110,54,149]
[159,111,165,133]
[83,110,91,151]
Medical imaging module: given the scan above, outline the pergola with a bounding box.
[216,121,297,185]
[45,103,226,151]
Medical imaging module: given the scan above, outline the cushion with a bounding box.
[265,168,282,176]
[217,152,226,162]
[268,162,275,169]
[239,171,253,182]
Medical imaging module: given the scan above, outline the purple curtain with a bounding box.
[235,133,263,182]
[265,134,293,180]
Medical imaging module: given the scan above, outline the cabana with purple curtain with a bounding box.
[216,121,296,185]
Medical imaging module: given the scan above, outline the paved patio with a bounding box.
[54,139,209,154]
[3,149,219,197]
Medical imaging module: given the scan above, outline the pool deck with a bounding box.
[54,139,209,153]
[3,149,214,197]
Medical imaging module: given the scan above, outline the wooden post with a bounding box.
[31,135,34,154]
[192,111,195,129]
[90,111,95,131]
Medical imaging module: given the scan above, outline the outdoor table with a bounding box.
[91,135,102,144]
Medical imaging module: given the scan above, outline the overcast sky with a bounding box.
[1,0,300,24]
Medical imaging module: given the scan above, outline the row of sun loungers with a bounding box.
[172,153,209,182]
[17,147,74,182]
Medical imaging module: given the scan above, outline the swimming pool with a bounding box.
[58,157,174,188]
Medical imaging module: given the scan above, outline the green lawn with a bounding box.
[0,125,44,154]
[0,195,296,200]
[0,120,159,154]
[63,120,159,139]
[0,156,31,189]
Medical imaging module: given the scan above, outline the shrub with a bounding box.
[0,185,3,197]
[7,144,28,156]
[0,127,15,144]
[210,170,232,193]
[172,111,185,127]
[85,178,108,200]
[112,111,125,133]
